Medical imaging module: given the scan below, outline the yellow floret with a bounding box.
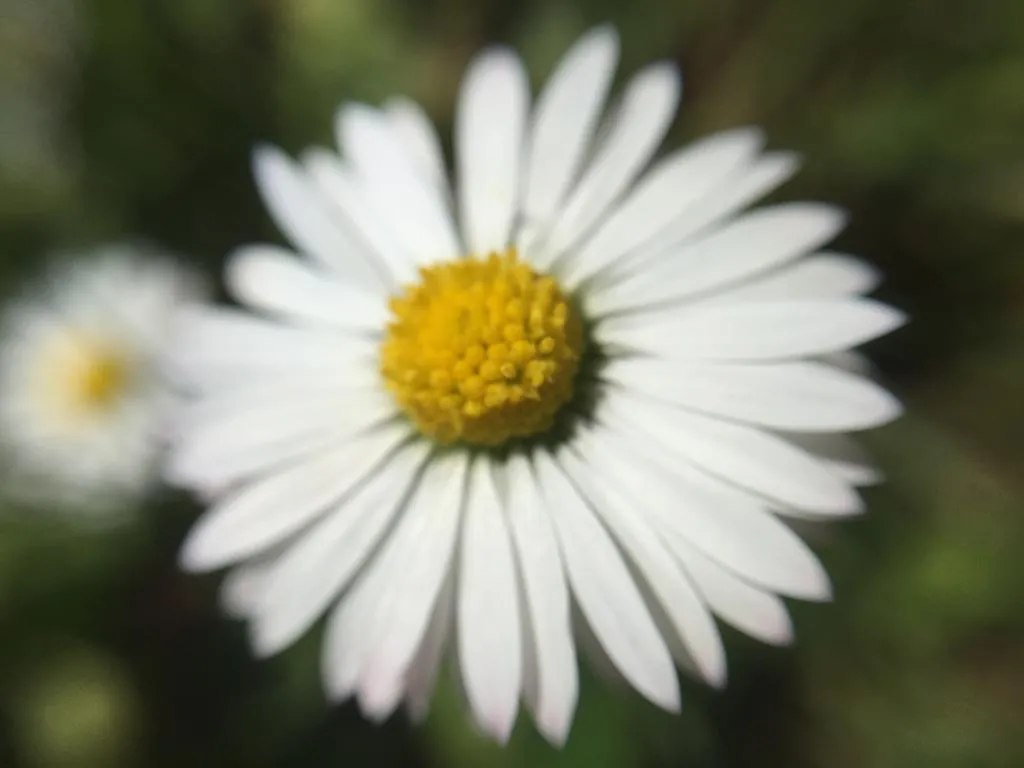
[380,248,582,446]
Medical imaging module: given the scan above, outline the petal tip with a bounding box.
[771,616,796,646]
[471,699,519,745]
[251,143,284,176]
[248,617,288,659]
[466,45,526,87]
[359,680,403,724]
[582,22,620,54]
[804,569,834,603]
[765,150,803,179]
[876,391,905,426]
[718,125,767,154]
[869,301,909,336]
[645,674,682,713]
[644,61,683,95]
[534,700,576,748]
[700,652,729,690]
[177,528,219,574]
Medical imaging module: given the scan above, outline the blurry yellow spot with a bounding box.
[42,335,130,419]
[381,248,582,446]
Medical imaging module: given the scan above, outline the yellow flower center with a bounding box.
[381,249,583,446]
[41,334,130,420]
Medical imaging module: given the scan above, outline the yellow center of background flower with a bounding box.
[381,249,582,446]
[42,334,129,420]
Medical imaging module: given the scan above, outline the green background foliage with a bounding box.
[1,0,1022,765]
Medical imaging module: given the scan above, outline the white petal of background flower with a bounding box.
[0,246,200,511]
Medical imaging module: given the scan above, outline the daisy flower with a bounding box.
[169,26,904,745]
[0,246,201,513]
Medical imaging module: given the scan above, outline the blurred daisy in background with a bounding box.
[0,246,201,516]
[169,26,904,745]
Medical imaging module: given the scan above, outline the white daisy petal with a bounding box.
[533,451,681,712]
[601,359,903,432]
[562,128,764,290]
[252,145,386,289]
[357,453,469,718]
[169,306,376,387]
[225,245,388,331]
[455,48,529,255]
[532,63,682,269]
[823,350,873,374]
[384,96,449,192]
[559,446,726,687]
[321,529,402,702]
[250,439,431,657]
[596,299,907,361]
[178,421,411,574]
[778,432,882,486]
[698,252,882,303]
[504,453,578,745]
[166,429,327,493]
[405,570,456,723]
[219,544,288,619]
[166,397,334,488]
[602,390,860,514]
[175,372,379,437]
[672,540,794,646]
[627,151,802,264]
[520,26,619,241]
[336,104,460,263]
[577,427,833,599]
[302,150,418,285]
[167,387,398,491]
[587,203,846,314]
[457,457,523,744]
